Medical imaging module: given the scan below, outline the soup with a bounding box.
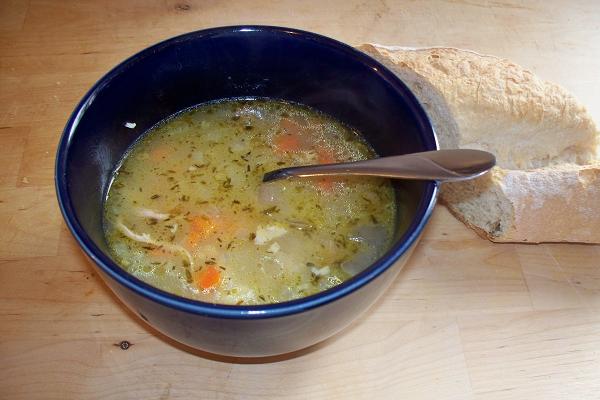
[104,99,396,305]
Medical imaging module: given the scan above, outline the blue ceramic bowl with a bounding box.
[56,26,438,357]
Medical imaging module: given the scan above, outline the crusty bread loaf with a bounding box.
[358,44,600,243]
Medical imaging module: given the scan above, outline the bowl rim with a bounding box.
[55,25,439,320]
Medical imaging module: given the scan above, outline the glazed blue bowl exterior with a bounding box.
[55,26,438,357]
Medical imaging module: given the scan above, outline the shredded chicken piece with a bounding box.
[115,221,194,269]
[254,225,287,245]
[311,266,331,277]
[135,208,170,220]
[267,242,280,253]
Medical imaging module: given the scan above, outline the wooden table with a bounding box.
[1,1,599,399]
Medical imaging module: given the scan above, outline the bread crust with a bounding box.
[442,165,600,243]
[358,44,598,169]
[358,44,600,243]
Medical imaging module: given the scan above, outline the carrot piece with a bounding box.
[196,265,221,289]
[315,177,334,192]
[273,118,310,153]
[280,117,301,136]
[317,148,336,164]
[313,148,339,192]
[186,215,215,247]
[274,133,302,152]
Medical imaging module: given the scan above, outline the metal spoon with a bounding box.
[262,149,495,183]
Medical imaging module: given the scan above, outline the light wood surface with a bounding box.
[1,1,600,399]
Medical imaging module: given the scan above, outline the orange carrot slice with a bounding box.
[280,117,301,136]
[274,134,302,152]
[186,215,215,247]
[196,265,221,289]
[315,177,334,192]
[273,118,312,153]
[313,148,339,192]
[317,148,337,164]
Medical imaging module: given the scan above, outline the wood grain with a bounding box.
[1,1,600,399]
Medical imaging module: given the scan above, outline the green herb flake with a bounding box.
[262,205,280,215]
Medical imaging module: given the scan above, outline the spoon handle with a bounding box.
[263,149,496,183]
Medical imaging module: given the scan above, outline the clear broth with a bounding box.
[104,98,396,305]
